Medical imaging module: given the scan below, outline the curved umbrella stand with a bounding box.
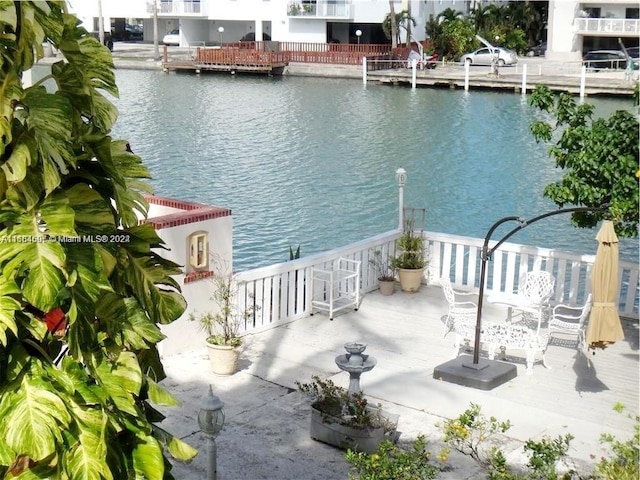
[586,220,625,351]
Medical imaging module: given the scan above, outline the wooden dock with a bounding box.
[366,66,637,96]
[162,46,289,76]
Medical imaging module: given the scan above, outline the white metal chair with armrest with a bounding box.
[511,270,555,333]
[546,294,593,350]
[440,277,478,338]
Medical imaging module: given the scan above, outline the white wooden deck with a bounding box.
[160,283,638,479]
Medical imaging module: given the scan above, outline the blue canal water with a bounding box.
[34,67,637,270]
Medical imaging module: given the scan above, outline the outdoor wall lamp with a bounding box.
[355,29,362,45]
[198,385,225,480]
[218,26,224,45]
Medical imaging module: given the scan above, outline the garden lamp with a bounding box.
[355,29,362,45]
[218,26,224,45]
[198,385,225,480]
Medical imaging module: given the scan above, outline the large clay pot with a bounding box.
[207,343,240,375]
[378,279,395,296]
[309,407,399,453]
[397,267,425,293]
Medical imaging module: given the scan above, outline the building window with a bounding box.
[188,232,208,270]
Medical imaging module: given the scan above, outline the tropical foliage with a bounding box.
[382,9,416,46]
[529,85,639,238]
[0,1,195,478]
[426,1,547,59]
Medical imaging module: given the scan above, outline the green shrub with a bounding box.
[345,436,438,480]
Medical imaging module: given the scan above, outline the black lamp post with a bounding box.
[434,206,606,390]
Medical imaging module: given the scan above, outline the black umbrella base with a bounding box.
[433,355,517,390]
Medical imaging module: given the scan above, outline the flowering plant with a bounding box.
[297,376,393,431]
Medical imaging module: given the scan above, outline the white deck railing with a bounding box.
[234,230,639,333]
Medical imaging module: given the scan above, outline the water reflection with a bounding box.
[32,66,637,270]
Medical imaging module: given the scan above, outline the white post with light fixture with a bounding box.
[396,168,406,230]
[218,26,224,45]
[355,29,362,45]
[521,64,527,95]
[198,386,225,480]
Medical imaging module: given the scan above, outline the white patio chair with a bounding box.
[512,270,555,333]
[440,277,478,337]
[547,294,593,350]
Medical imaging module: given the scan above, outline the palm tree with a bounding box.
[383,9,416,46]
[470,4,491,32]
[437,7,464,24]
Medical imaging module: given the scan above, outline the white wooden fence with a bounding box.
[234,230,639,333]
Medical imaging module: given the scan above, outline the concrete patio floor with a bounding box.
[158,283,639,479]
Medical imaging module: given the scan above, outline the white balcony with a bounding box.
[147,0,208,17]
[575,17,640,36]
[287,1,352,20]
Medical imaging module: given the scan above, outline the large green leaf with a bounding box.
[65,183,115,234]
[131,435,164,480]
[0,275,20,346]
[63,408,113,480]
[23,87,75,189]
[96,293,166,350]
[146,378,179,407]
[95,351,142,416]
[0,363,72,461]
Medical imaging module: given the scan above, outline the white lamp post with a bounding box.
[396,168,406,230]
[355,29,362,45]
[198,386,225,480]
[218,26,225,45]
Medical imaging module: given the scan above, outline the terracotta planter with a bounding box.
[397,267,425,293]
[378,279,395,296]
[207,343,240,376]
[309,407,399,453]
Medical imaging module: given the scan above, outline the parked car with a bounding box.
[124,24,143,41]
[162,28,180,46]
[527,42,547,57]
[460,47,518,66]
[582,50,630,70]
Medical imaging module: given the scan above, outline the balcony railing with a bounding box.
[287,1,351,19]
[575,17,640,35]
[147,0,207,16]
[233,230,639,333]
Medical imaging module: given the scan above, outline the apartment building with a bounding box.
[547,0,639,61]
[68,0,448,47]
[68,1,639,58]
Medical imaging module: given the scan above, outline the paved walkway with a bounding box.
[159,284,638,479]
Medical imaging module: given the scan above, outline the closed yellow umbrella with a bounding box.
[586,220,624,350]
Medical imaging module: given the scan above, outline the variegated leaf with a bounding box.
[0,363,72,461]
[95,351,142,416]
[132,435,164,480]
[0,275,20,345]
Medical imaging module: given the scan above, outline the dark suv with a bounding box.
[583,50,629,70]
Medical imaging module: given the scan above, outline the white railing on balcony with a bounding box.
[575,17,640,35]
[148,0,206,16]
[234,230,639,333]
[287,1,352,19]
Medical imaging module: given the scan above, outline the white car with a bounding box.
[460,47,518,66]
[162,28,180,46]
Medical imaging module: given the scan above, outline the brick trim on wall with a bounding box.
[141,194,232,230]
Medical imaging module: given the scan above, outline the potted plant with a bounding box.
[369,249,396,296]
[390,222,427,293]
[190,264,255,375]
[297,376,399,453]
